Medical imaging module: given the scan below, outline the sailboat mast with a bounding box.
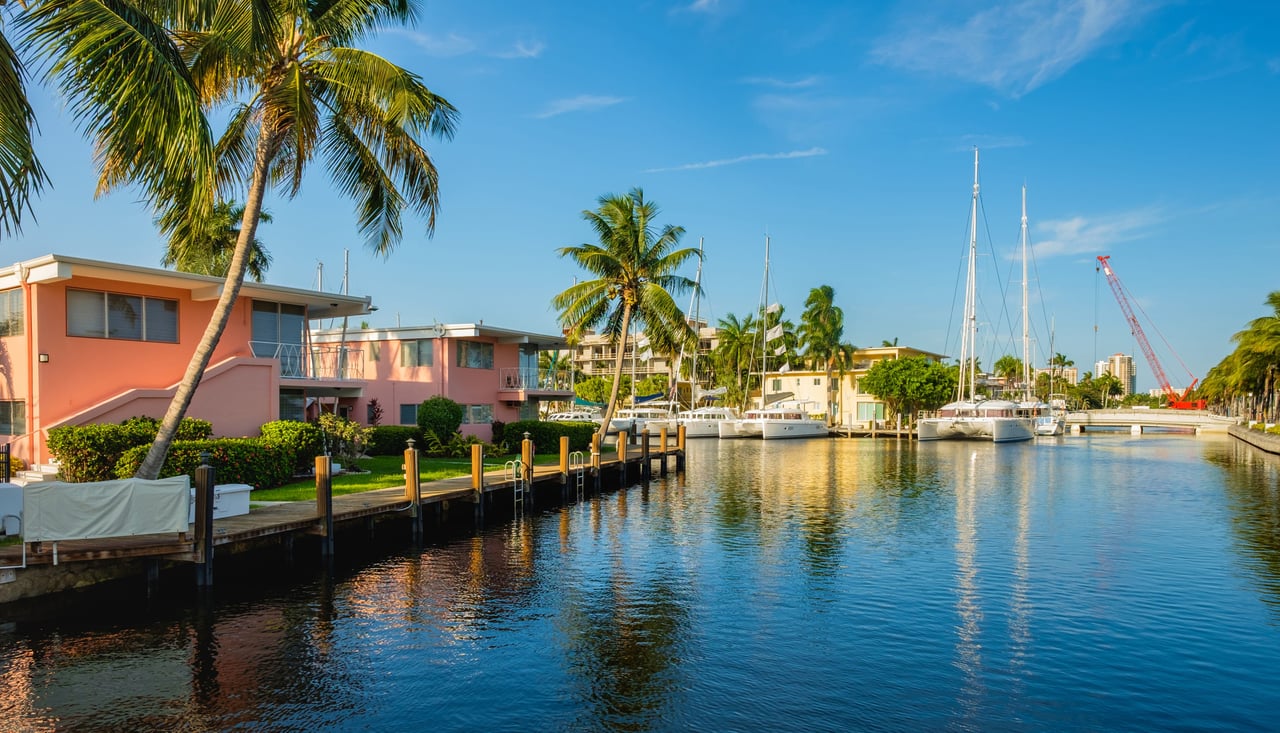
[688,237,704,405]
[761,236,771,409]
[1021,185,1031,401]
[963,148,980,402]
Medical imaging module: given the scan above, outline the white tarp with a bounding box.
[23,476,191,542]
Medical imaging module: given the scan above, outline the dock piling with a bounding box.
[641,429,651,482]
[471,443,485,526]
[559,436,570,501]
[316,455,334,557]
[659,428,668,477]
[677,425,686,472]
[194,452,215,588]
[404,439,421,542]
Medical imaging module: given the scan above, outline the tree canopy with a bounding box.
[859,356,955,425]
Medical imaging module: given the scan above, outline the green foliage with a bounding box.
[575,376,613,405]
[367,425,422,456]
[259,420,323,472]
[859,356,957,424]
[6,453,24,477]
[48,417,216,482]
[317,412,374,467]
[491,420,506,445]
[114,439,293,489]
[502,420,596,452]
[417,396,464,441]
[635,375,668,398]
[367,398,384,426]
[420,430,500,458]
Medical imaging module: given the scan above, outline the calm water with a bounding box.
[3,435,1280,732]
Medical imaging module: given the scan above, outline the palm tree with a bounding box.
[24,2,217,227]
[0,8,48,238]
[993,354,1024,394]
[712,312,756,410]
[552,188,700,441]
[798,285,853,425]
[1050,352,1074,381]
[161,200,273,281]
[130,0,458,478]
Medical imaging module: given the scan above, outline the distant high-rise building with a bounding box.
[1105,353,1137,396]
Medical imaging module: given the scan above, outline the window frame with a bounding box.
[66,288,179,343]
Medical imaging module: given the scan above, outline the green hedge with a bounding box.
[114,438,293,489]
[47,417,215,483]
[501,420,596,453]
[367,425,422,455]
[259,420,323,471]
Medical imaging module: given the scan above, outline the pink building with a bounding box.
[0,254,375,465]
[0,254,573,466]
[309,323,573,439]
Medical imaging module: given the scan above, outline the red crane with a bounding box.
[1096,255,1205,409]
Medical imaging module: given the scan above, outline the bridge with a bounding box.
[1064,409,1241,435]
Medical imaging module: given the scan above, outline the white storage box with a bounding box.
[188,483,253,523]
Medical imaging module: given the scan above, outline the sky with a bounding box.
[8,0,1280,392]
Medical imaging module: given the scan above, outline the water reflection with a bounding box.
[1206,440,1280,615]
[2,436,1280,730]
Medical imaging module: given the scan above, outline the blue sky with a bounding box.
[9,0,1279,392]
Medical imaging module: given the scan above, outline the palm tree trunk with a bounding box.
[596,302,632,443]
[135,126,275,479]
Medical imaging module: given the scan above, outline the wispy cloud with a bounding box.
[870,0,1158,96]
[1031,206,1164,259]
[496,40,545,59]
[742,75,822,89]
[534,95,627,119]
[684,0,722,14]
[644,147,827,173]
[384,29,477,57]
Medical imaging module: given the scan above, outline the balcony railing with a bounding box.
[499,367,575,392]
[250,341,364,380]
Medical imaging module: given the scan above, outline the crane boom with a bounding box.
[1096,255,1202,408]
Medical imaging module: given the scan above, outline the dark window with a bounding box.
[456,340,494,369]
[0,400,26,435]
[399,404,417,425]
[67,289,178,342]
[0,289,23,337]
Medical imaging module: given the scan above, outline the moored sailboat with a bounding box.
[918,150,1034,443]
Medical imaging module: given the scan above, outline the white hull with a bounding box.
[679,407,740,438]
[718,419,747,439]
[751,418,828,440]
[1035,415,1064,436]
[917,416,1035,443]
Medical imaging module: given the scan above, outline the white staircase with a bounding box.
[13,463,60,486]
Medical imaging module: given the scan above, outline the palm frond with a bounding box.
[0,27,48,237]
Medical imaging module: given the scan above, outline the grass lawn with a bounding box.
[250,452,563,503]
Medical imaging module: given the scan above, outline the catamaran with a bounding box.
[918,150,1035,443]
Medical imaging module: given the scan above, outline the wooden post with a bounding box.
[471,443,485,525]
[618,431,628,485]
[641,429,651,481]
[404,438,421,542]
[559,436,570,500]
[659,427,669,477]
[677,425,687,472]
[521,435,534,507]
[194,452,215,587]
[591,433,602,493]
[316,455,334,557]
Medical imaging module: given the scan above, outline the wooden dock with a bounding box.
[0,429,685,602]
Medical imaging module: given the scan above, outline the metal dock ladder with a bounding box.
[570,451,586,501]
[506,459,526,515]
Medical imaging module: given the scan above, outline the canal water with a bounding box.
[2,434,1280,731]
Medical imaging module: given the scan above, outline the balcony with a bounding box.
[498,367,575,402]
[250,341,365,380]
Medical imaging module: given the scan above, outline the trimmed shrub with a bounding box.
[259,420,323,472]
[417,396,463,442]
[48,417,217,483]
[490,420,506,448]
[502,420,596,453]
[114,438,293,489]
[367,425,422,455]
[420,430,500,458]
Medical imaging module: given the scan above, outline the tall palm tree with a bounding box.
[552,188,700,441]
[161,200,273,281]
[798,285,853,425]
[131,0,457,478]
[712,312,756,410]
[0,6,48,238]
